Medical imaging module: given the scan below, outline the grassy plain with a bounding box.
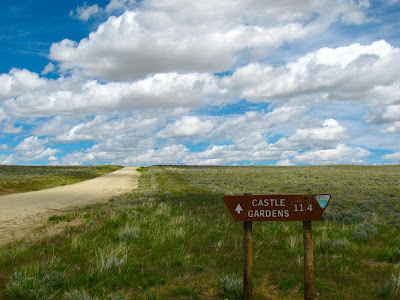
[0,165,399,299]
[0,165,123,196]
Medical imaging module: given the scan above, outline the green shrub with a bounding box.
[219,275,242,299]
[376,274,400,298]
[326,239,349,250]
[278,277,296,291]
[7,272,45,299]
[7,257,64,299]
[170,286,194,297]
[378,249,400,263]
[324,209,365,224]
[48,214,73,223]
[352,223,378,241]
[64,290,125,300]
[136,167,147,173]
[105,292,126,300]
[207,230,222,242]
[388,213,400,228]
[64,290,92,300]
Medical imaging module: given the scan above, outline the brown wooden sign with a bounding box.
[223,194,330,222]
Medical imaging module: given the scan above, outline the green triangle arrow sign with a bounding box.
[316,194,330,209]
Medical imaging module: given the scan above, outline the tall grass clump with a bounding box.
[64,290,92,300]
[286,234,301,255]
[117,224,140,243]
[64,290,126,300]
[91,244,129,273]
[219,274,242,299]
[6,255,64,299]
[376,273,400,298]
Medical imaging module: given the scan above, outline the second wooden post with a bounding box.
[243,220,253,300]
[303,220,314,300]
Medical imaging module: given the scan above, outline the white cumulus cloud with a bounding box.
[382,152,400,163]
[3,72,220,118]
[51,0,368,81]
[0,69,47,101]
[224,40,400,102]
[157,116,214,138]
[70,2,101,21]
[1,0,398,166]
[284,119,349,149]
[283,144,370,165]
[13,136,59,162]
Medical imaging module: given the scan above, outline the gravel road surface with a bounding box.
[0,166,140,245]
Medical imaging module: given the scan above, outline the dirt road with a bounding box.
[0,167,140,245]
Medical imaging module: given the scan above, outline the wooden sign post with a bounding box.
[223,194,331,300]
[243,220,253,300]
[242,193,253,299]
[303,220,314,300]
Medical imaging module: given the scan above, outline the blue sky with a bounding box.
[1,0,400,166]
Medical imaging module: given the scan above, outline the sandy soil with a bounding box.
[0,167,140,245]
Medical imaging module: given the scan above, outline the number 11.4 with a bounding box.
[294,204,313,212]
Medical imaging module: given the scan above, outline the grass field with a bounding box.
[0,165,399,299]
[0,165,123,196]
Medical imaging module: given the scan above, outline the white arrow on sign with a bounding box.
[235,204,243,214]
